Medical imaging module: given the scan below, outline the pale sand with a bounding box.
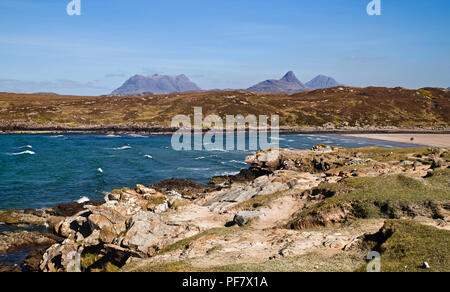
[346,134,450,148]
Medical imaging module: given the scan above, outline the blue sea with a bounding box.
[0,133,419,211]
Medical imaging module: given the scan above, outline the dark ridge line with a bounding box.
[1,126,449,135]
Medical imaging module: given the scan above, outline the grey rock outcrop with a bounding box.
[233,211,264,226]
[40,185,192,272]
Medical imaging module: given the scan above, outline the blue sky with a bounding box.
[0,0,449,95]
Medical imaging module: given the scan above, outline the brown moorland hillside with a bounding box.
[0,86,448,132]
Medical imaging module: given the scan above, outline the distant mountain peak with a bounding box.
[111,74,201,95]
[281,71,299,83]
[306,75,342,89]
[247,71,307,94]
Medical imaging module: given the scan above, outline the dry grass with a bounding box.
[0,86,449,129]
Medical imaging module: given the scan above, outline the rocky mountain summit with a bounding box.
[247,71,309,93]
[305,75,342,89]
[111,74,201,95]
[1,145,448,272]
[247,71,342,93]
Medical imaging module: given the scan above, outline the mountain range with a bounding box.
[110,71,343,95]
[111,74,201,95]
[247,71,341,93]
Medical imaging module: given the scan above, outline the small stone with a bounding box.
[278,248,289,257]
[422,262,430,269]
[136,184,156,195]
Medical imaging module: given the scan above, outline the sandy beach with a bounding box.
[345,134,450,148]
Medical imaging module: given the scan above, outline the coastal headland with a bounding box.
[1,144,449,272]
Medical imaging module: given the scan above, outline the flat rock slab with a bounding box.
[0,231,61,254]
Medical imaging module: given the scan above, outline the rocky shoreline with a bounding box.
[1,126,450,135]
[0,145,449,272]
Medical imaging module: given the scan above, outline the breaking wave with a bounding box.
[10,150,35,156]
[113,146,132,150]
[75,196,90,204]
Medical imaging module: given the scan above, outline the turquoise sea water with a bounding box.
[0,133,418,211]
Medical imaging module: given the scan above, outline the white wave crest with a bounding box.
[75,196,90,204]
[20,145,33,149]
[177,167,211,171]
[113,146,132,150]
[229,160,247,165]
[144,154,153,159]
[11,150,35,156]
[218,171,240,176]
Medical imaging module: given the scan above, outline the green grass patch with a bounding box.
[355,147,433,163]
[289,168,450,225]
[359,220,450,272]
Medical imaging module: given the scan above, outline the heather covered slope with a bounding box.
[0,86,449,130]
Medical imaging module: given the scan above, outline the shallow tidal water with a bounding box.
[0,133,419,211]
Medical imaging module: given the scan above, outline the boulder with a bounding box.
[40,239,82,272]
[119,211,162,255]
[233,211,264,226]
[245,149,281,170]
[399,160,414,166]
[136,184,157,195]
[431,157,444,169]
